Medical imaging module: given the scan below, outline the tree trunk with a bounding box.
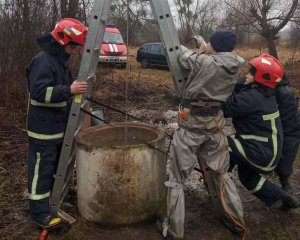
[68,0,79,18]
[61,0,67,18]
[51,0,59,29]
[265,35,278,59]
[22,0,31,64]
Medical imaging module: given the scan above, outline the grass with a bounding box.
[0,45,300,240]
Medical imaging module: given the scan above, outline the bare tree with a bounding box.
[0,0,89,107]
[61,0,80,18]
[224,0,299,59]
[110,0,158,45]
[173,0,217,44]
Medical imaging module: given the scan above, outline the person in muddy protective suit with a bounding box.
[274,74,300,193]
[224,54,300,212]
[158,31,246,240]
[26,18,88,229]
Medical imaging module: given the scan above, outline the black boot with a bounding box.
[281,192,300,211]
[280,176,293,194]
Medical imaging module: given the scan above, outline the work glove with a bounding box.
[191,35,207,52]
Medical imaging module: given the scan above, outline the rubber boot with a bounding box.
[279,176,293,194]
[32,215,62,230]
[281,192,300,211]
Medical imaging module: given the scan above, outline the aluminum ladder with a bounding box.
[50,0,222,219]
[148,0,223,216]
[50,0,113,211]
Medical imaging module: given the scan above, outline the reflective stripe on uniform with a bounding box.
[262,111,280,121]
[27,130,64,140]
[263,111,279,168]
[28,192,51,200]
[231,111,280,172]
[30,99,67,107]
[45,87,53,103]
[29,153,51,200]
[232,138,275,172]
[31,152,41,196]
[240,135,269,143]
[251,176,266,193]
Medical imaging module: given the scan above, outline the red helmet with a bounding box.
[51,18,88,46]
[249,54,284,89]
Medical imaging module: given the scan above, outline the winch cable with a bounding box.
[83,98,202,174]
[80,108,167,155]
[85,96,173,139]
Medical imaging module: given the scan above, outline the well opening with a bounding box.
[76,122,167,224]
[76,122,164,149]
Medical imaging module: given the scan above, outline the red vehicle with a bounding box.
[99,24,127,68]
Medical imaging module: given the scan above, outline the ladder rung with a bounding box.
[81,100,89,108]
[51,0,114,210]
[87,74,96,81]
[68,150,76,166]
[74,128,81,137]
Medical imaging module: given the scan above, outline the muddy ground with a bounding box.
[1,51,300,240]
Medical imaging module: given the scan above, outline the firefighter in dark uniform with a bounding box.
[275,74,300,193]
[224,54,300,210]
[26,18,88,229]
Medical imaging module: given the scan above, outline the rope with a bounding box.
[214,118,247,240]
[80,108,167,155]
[83,98,203,173]
[85,97,173,139]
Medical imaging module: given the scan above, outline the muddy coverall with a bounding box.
[223,81,285,206]
[274,76,300,180]
[26,33,73,222]
[165,49,245,239]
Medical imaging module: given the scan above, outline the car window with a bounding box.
[149,44,161,54]
[143,44,150,51]
[103,32,124,44]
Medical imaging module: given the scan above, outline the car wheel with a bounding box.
[141,59,150,68]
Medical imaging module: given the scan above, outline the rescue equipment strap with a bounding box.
[164,181,183,189]
[214,118,247,240]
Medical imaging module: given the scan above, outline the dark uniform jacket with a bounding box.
[223,80,283,172]
[26,33,73,144]
[275,75,300,137]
